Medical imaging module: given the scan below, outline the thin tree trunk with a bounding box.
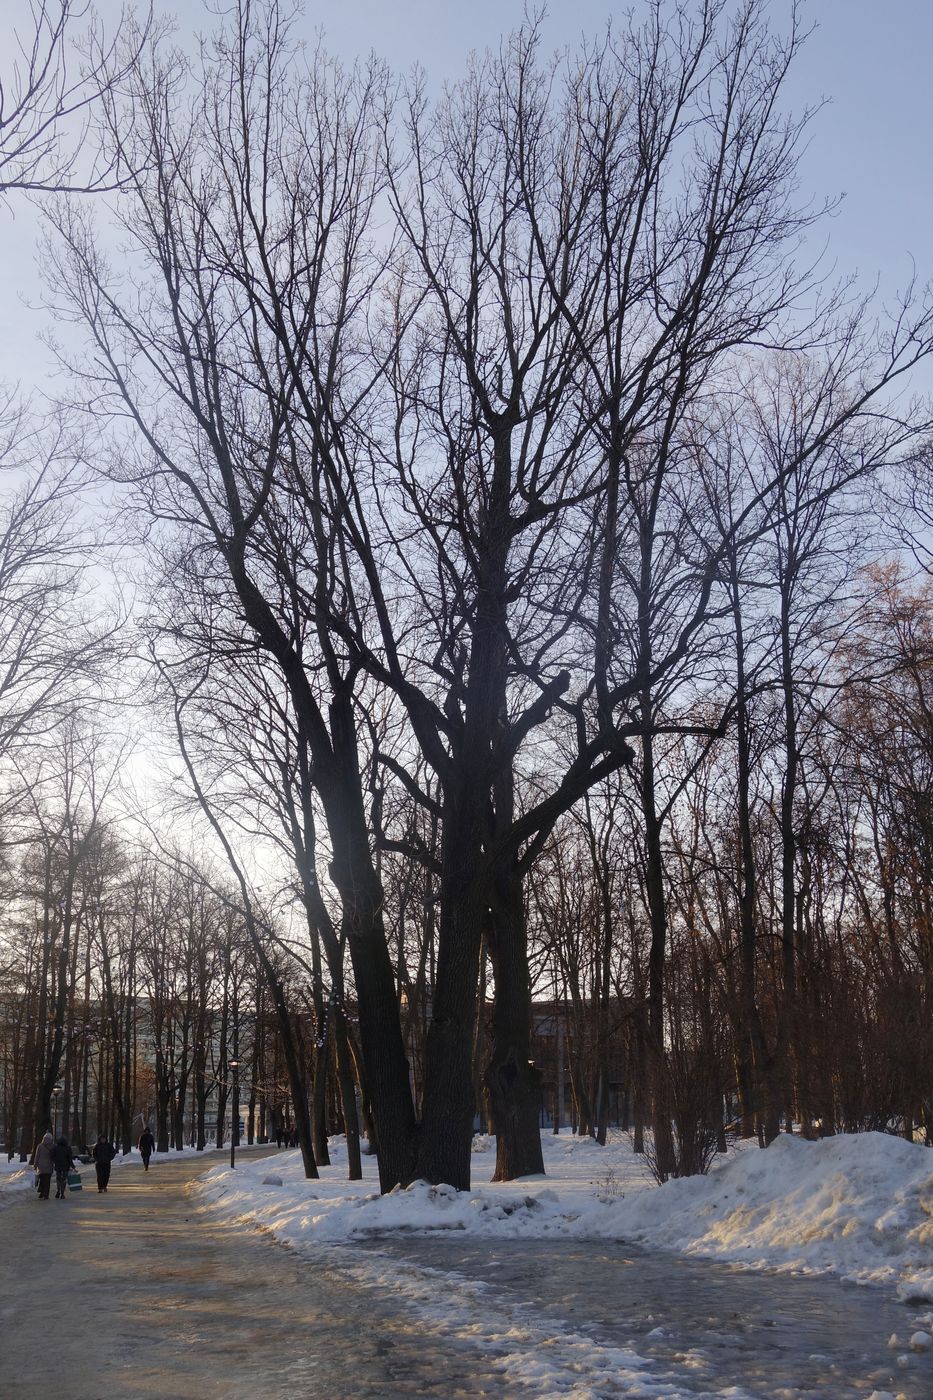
[334,1008,362,1180]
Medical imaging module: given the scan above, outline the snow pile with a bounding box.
[0,1157,36,1206]
[194,1129,933,1301]
[611,1132,933,1299]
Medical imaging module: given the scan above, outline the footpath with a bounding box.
[1,1150,931,1398]
[0,1151,501,1399]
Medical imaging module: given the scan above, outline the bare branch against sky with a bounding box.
[0,0,930,394]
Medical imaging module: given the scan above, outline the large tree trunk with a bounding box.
[417,421,517,1190]
[485,865,544,1182]
[330,831,416,1189]
[416,854,486,1190]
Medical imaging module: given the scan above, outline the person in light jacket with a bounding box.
[52,1136,76,1198]
[92,1134,117,1193]
[31,1132,54,1200]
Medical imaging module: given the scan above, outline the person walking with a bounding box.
[138,1127,155,1171]
[52,1136,76,1199]
[31,1132,54,1200]
[92,1134,116,1193]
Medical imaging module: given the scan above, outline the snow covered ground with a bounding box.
[194,1129,933,1304]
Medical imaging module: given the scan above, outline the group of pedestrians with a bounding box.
[30,1132,76,1199]
[31,1126,158,1198]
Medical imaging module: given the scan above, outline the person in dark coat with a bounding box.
[92,1134,117,1192]
[138,1127,155,1170]
[52,1136,76,1198]
[31,1132,54,1199]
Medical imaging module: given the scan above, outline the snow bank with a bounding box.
[612,1131,933,1299]
[194,1129,933,1302]
[0,1157,35,1206]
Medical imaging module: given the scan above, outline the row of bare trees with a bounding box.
[0,723,348,1160]
[527,564,933,1176]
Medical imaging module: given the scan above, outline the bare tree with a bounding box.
[147,564,365,1178]
[45,0,933,1193]
[0,0,148,200]
[0,397,119,768]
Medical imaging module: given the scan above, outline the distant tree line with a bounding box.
[0,769,352,1161]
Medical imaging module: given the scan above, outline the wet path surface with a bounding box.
[0,1153,505,1399]
[2,1155,931,1398]
[354,1235,933,1398]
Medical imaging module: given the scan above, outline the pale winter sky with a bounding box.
[0,0,931,399]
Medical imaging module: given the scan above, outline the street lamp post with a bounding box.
[229,1060,239,1170]
[52,1086,61,1138]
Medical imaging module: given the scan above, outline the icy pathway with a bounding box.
[0,1152,510,1399]
[5,1149,930,1399]
[343,1234,933,1399]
